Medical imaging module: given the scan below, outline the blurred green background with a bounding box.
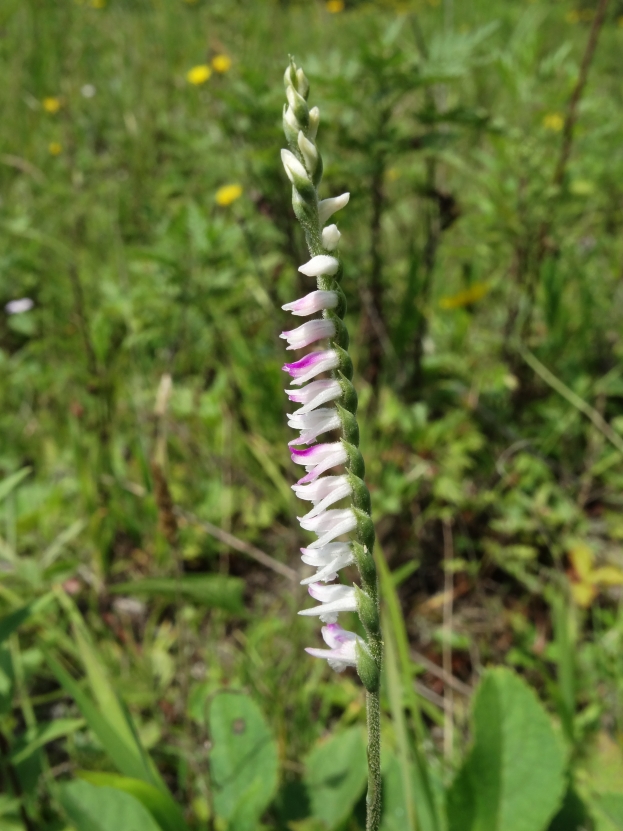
[1,0,623,829]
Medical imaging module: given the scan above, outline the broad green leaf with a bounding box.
[45,650,154,786]
[593,794,623,830]
[10,718,85,765]
[0,467,31,503]
[209,690,279,831]
[0,646,15,714]
[381,749,414,831]
[58,780,162,831]
[447,668,567,831]
[77,772,189,831]
[304,726,367,830]
[110,575,244,614]
[0,594,54,645]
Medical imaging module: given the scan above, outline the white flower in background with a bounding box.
[5,298,34,315]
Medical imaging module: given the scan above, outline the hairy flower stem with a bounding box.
[279,59,382,830]
[366,679,382,830]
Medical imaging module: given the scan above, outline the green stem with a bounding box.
[366,689,382,831]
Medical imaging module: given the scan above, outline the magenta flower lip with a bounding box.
[283,352,323,373]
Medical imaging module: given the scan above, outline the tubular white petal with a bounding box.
[298,255,339,277]
[280,318,336,350]
[300,542,352,566]
[283,350,339,386]
[301,508,357,548]
[288,408,341,445]
[300,547,355,585]
[293,475,348,503]
[281,148,310,185]
[282,290,338,317]
[300,507,355,534]
[299,583,357,622]
[322,224,341,251]
[286,379,341,414]
[299,479,352,518]
[298,451,348,483]
[318,193,350,226]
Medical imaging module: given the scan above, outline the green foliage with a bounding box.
[109,575,245,614]
[209,690,279,831]
[58,780,162,831]
[447,669,567,831]
[304,726,368,830]
[0,0,622,827]
[78,772,189,831]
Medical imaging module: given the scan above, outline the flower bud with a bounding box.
[322,224,341,251]
[283,105,300,147]
[296,67,310,99]
[286,85,309,129]
[281,148,311,187]
[308,106,320,140]
[298,131,319,175]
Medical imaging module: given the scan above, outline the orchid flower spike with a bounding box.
[278,59,381,694]
[278,58,383,831]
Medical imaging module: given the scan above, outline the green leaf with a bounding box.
[58,780,162,831]
[304,726,367,830]
[0,594,54,645]
[45,650,155,786]
[109,575,244,614]
[381,749,414,831]
[209,690,279,831]
[593,794,623,830]
[10,718,85,765]
[55,591,169,795]
[0,646,15,715]
[0,467,31,503]
[77,772,189,831]
[447,668,567,831]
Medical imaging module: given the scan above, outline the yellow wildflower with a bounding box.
[568,543,623,608]
[326,0,344,12]
[186,65,211,85]
[565,9,580,23]
[439,283,490,310]
[48,142,62,156]
[617,15,623,27]
[90,0,106,7]
[543,113,564,131]
[211,54,232,74]
[215,184,243,206]
[43,97,61,114]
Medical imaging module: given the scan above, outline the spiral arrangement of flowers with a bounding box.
[279,58,382,830]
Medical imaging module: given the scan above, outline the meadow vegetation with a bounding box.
[1,0,623,829]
